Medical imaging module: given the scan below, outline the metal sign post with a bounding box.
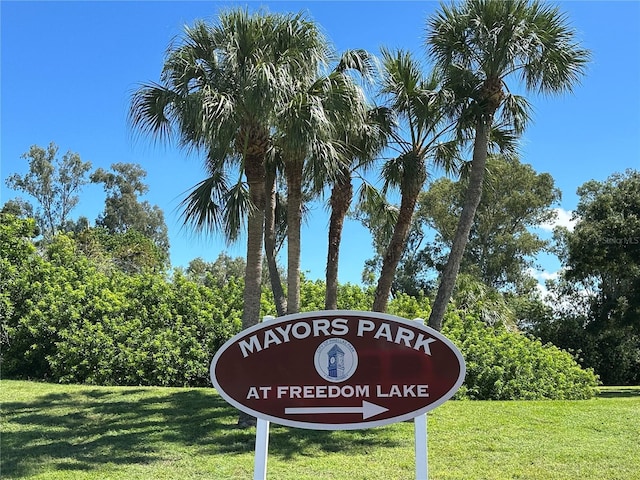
[254,418,270,480]
[253,415,428,480]
[414,413,428,480]
[413,318,428,480]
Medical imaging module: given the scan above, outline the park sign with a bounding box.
[210,310,465,430]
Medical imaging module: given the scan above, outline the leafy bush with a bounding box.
[442,312,598,400]
[1,217,598,397]
[383,291,597,399]
[45,270,243,387]
[1,226,242,386]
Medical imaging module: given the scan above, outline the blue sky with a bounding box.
[2,1,639,286]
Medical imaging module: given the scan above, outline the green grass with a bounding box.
[2,381,639,479]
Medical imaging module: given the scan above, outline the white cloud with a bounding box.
[539,208,577,232]
[526,268,561,300]
[527,268,559,282]
[538,270,559,282]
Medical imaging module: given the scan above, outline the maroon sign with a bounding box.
[210,310,465,430]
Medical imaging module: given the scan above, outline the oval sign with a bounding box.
[211,310,465,430]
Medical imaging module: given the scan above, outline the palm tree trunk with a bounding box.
[264,163,287,316]
[373,159,425,312]
[325,172,353,310]
[242,152,266,331]
[237,151,267,429]
[428,117,490,331]
[286,159,304,314]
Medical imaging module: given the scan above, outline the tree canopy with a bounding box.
[4,143,92,239]
[562,169,640,328]
[420,155,561,292]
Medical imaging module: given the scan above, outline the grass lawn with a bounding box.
[1,380,639,479]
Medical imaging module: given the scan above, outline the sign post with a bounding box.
[414,413,428,479]
[211,311,464,478]
[413,317,428,480]
[254,418,270,480]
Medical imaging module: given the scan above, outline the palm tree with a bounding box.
[371,48,458,313]
[129,9,327,330]
[426,0,590,331]
[275,49,374,314]
[263,152,288,316]
[295,49,391,311]
[325,105,393,310]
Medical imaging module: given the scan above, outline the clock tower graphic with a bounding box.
[314,338,358,382]
[327,344,345,379]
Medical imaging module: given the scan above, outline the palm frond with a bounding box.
[487,125,520,158]
[498,93,531,135]
[354,181,399,246]
[336,49,378,83]
[223,180,251,242]
[128,82,179,145]
[427,0,590,98]
[179,173,228,235]
[432,139,464,176]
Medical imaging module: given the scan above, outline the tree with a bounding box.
[426,0,590,330]
[90,162,170,259]
[4,143,92,239]
[324,104,392,310]
[272,49,369,314]
[263,154,288,316]
[130,9,327,339]
[0,214,38,347]
[315,50,393,311]
[0,199,35,219]
[370,48,457,312]
[562,169,640,329]
[417,155,560,292]
[186,253,246,288]
[518,171,640,385]
[555,169,640,384]
[75,227,167,274]
[272,48,380,313]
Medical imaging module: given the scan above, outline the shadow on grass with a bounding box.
[597,386,640,398]
[2,386,403,478]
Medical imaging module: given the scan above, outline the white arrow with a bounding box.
[285,401,389,420]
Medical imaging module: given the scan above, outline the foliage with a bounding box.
[381,285,597,400]
[363,155,560,297]
[523,170,640,386]
[4,142,92,239]
[562,169,640,329]
[76,227,168,274]
[186,254,247,288]
[1,218,242,386]
[0,215,39,348]
[418,155,560,292]
[1,215,598,398]
[91,162,170,258]
[363,48,457,313]
[0,198,36,220]
[47,270,243,386]
[130,9,335,346]
[442,312,598,400]
[425,0,590,331]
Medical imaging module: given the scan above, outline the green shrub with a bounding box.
[442,312,598,400]
[1,229,242,387]
[47,270,243,387]
[384,293,598,400]
[0,219,599,398]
